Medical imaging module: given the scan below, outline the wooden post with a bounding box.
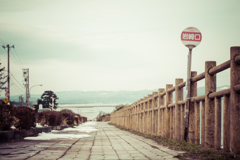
[175,79,183,141]
[147,95,151,135]
[223,95,230,152]
[201,101,205,147]
[158,89,165,136]
[152,92,158,135]
[195,101,200,144]
[181,104,185,140]
[170,105,173,139]
[214,97,221,150]
[205,61,216,149]
[165,84,173,138]
[230,46,240,154]
[188,71,197,143]
[140,99,144,133]
[144,98,147,134]
[139,101,141,132]
[143,97,146,133]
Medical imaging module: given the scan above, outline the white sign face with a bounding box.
[181,27,202,47]
[39,104,43,109]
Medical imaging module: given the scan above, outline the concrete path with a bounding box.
[0,122,184,160]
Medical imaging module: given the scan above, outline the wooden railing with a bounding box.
[111,46,240,155]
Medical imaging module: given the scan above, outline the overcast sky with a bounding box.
[0,0,239,97]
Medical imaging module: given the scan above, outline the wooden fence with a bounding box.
[111,46,240,155]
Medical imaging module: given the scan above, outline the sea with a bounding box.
[56,103,119,120]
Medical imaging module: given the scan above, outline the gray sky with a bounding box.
[0,0,239,96]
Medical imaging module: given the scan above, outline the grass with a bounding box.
[108,123,239,160]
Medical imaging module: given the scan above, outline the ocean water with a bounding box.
[56,104,118,120]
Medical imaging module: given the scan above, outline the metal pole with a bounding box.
[7,45,10,102]
[184,46,193,141]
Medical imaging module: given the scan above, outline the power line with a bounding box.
[0,39,7,44]
[10,50,23,68]
[12,48,25,68]
[11,81,25,94]
[10,72,25,89]
[2,70,25,90]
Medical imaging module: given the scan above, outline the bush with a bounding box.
[112,104,128,113]
[37,111,62,126]
[36,109,82,126]
[15,106,36,130]
[0,104,16,131]
[60,109,78,126]
[96,111,110,121]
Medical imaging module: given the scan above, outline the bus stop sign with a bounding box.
[181,27,202,48]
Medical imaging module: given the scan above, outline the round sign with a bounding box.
[181,27,202,48]
[26,103,29,106]
[5,88,8,92]
[5,93,9,97]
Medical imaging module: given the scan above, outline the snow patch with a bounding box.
[24,122,97,140]
[36,123,48,128]
[24,132,90,140]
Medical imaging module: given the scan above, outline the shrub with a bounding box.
[0,104,16,131]
[36,109,82,126]
[96,111,110,121]
[60,109,75,125]
[14,106,36,130]
[112,104,128,113]
[37,111,62,126]
[47,111,62,126]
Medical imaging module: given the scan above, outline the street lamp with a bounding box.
[29,84,43,98]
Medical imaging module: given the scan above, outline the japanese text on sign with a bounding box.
[181,32,202,42]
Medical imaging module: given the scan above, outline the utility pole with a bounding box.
[23,68,29,106]
[19,95,23,106]
[2,44,14,102]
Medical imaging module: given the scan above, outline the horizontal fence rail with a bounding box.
[111,46,240,155]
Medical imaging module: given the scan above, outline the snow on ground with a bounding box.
[24,121,97,140]
[57,121,98,133]
[36,123,48,128]
[24,132,90,140]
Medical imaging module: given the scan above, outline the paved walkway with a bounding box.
[0,122,184,160]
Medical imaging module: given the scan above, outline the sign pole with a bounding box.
[184,45,195,141]
[180,26,202,141]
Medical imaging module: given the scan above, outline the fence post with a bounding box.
[195,101,200,144]
[140,99,143,133]
[152,92,158,135]
[205,61,216,148]
[165,84,173,138]
[147,95,151,134]
[230,46,240,154]
[180,104,185,140]
[144,97,147,134]
[136,100,140,132]
[175,79,183,141]
[188,71,197,143]
[152,93,155,135]
[223,95,230,152]
[158,89,165,136]
[214,97,221,149]
[201,101,205,147]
